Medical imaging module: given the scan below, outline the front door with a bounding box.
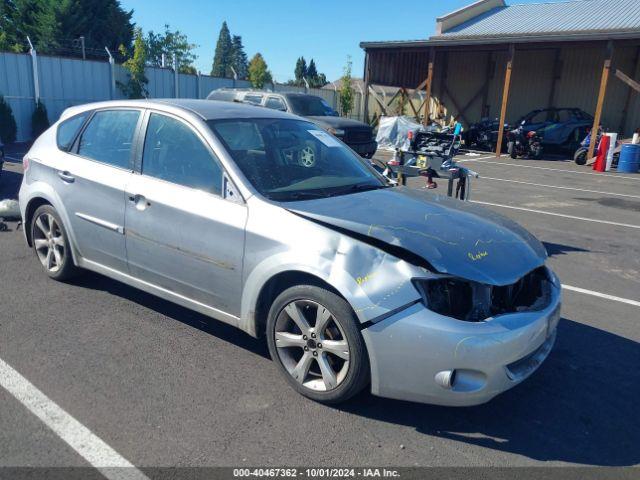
[124,111,247,316]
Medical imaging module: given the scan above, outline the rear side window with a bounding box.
[265,97,286,111]
[78,110,140,169]
[244,94,263,105]
[56,113,88,151]
[142,113,223,195]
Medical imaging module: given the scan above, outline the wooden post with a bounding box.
[618,46,640,134]
[363,52,371,124]
[588,41,614,161]
[422,47,435,126]
[495,44,515,157]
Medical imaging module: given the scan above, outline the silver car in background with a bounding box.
[19,99,561,406]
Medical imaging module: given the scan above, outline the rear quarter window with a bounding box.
[56,113,89,151]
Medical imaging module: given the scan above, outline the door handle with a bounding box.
[128,194,151,210]
[57,171,75,183]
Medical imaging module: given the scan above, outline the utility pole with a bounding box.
[27,36,40,104]
[80,36,86,60]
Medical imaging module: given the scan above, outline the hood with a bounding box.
[306,116,372,130]
[285,187,547,286]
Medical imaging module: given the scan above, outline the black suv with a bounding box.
[207,89,377,158]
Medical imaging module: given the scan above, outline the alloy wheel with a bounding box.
[274,299,350,391]
[33,213,65,273]
[299,146,316,167]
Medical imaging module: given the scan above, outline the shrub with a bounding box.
[32,100,50,138]
[0,95,17,144]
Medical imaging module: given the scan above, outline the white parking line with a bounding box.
[0,357,149,480]
[481,176,640,199]
[462,158,640,180]
[562,284,640,307]
[470,200,640,229]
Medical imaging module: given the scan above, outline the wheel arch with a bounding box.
[243,269,346,338]
[22,188,80,265]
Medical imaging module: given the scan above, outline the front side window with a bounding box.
[142,113,222,195]
[209,118,385,202]
[77,110,140,168]
[57,113,88,151]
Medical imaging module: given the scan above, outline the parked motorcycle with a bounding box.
[507,125,543,159]
[574,127,620,166]
[465,118,509,152]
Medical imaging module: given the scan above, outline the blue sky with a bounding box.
[121,0,560,82]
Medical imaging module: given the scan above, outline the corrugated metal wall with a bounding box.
[0,52,346,142]
[367,43,640,136]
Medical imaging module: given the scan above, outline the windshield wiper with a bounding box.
[332,183,390,196]
[269,190,330,201]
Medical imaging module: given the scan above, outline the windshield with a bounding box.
[287,96,337,116]
[208,118,385,201]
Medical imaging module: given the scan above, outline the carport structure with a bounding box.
[360,0,640,157]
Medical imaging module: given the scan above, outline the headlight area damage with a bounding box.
[413,266,553,323]
[285,188,561,406]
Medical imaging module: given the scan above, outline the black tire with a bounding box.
[31,204,79,281]
[574,148,587,165]
[266,284,369,404]
[532,146,543,160]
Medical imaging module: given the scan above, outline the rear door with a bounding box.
[56,108,142,272]
[124,111,247,316]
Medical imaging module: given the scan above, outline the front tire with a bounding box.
[266,285,369,404]
[31,205,78,281]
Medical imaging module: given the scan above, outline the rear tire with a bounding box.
[266,284,369,404]
[574,148,587,165]
[31,205,79,281]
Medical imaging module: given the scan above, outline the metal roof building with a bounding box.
[360,0,640,155]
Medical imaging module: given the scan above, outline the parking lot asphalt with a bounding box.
[0,152,638,469]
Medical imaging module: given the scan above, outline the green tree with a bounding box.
[339,56,354,117]
[306,58,317,83]
[294,56,307,86]
[117,28,148,99]
[230,35,248,79]
[31,99,49,138]
[0,95,17,144]
[1,0,134,56]
[146,24,197,74]
[0,0,23,52]
[211,21,233,77]
[248,53,272,89]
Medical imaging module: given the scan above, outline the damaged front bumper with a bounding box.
[361,281,561,406]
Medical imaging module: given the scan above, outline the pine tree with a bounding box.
[294,57,307,86]
[211,21,233,77]
[306,58,318,85]
[230,35,248,80]
[248,53,272,89]
[0,95,17,144]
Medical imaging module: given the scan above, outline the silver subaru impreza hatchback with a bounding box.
[19,99,561,406]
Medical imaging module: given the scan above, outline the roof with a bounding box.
[61,98,293,121]
[361,0,640,49]
[441,0,640,39]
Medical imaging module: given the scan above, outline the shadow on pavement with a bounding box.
[69,271,270,360]
[542,241,590,257]
[339,318,640,466]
